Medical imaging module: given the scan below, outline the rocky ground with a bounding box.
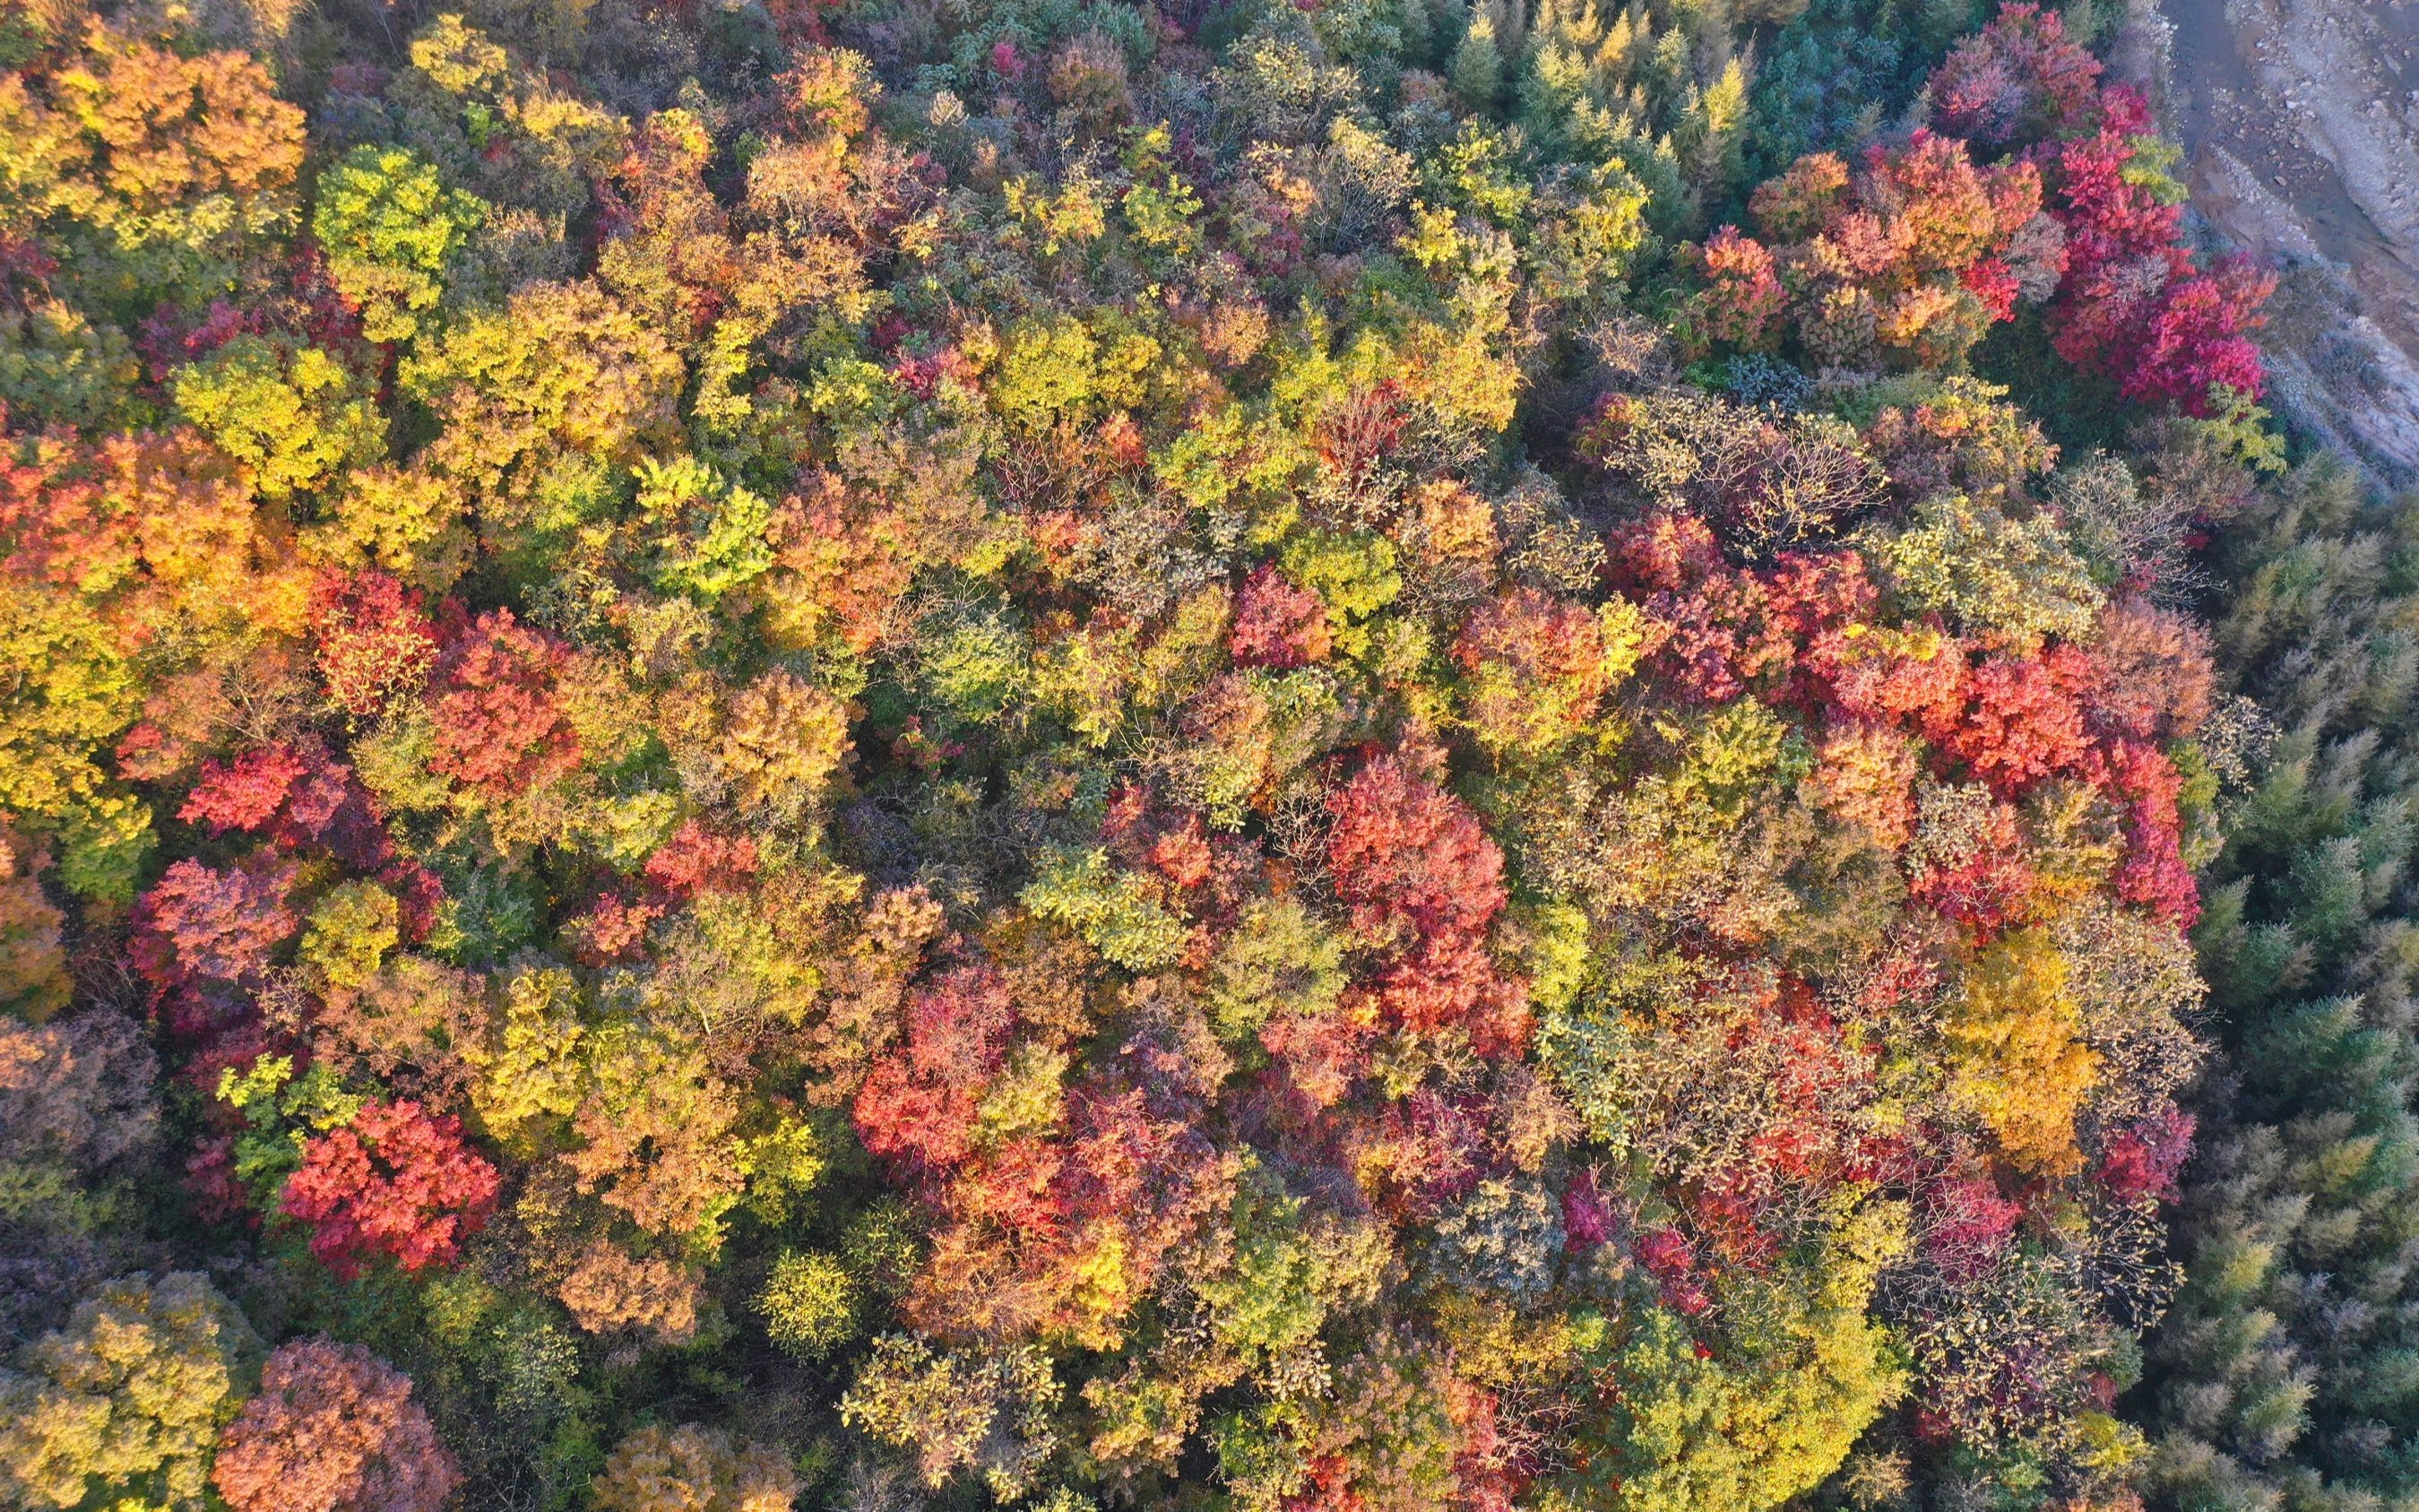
[2158,0,2419,486]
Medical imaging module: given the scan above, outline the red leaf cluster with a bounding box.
[1230,561,1332,669]
[1608,514,1873,704]
[213,1339,459,1512]
[179,740,395,869]
[310,571,438,719]
[130,857,298,994]
[1930,4,2105,145]
[1634,1226,1711,1317]
[1326,754,1529,1054]
[853,963,1018,1177]
[1929,5,2272,414]
[428,607,580,795]
[642,819,762,898]
[1689,226,1785,350]
[2098,1103,2196,1204]
[1920,1171,2024,1282]
[281,1099,502,1280]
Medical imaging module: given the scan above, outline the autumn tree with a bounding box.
[426,607,580,795]
[281,1099,502,1279]
[0,1273,260,1512]
[0,20,306,314]
[310,145,487,345]
[212,1340,457,1512]
[592,1424,800,1512]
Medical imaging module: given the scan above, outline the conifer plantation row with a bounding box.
[0,0,2401,1507]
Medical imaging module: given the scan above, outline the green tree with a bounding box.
[310,144,488,344]
[170,335,384,500]
[1567,1205,1908,1512]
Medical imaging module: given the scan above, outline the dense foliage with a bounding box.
[2136,462,2419,1510]
[0,0,2390,1507]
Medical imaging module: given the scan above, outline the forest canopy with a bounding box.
[0,0,2402,1508]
